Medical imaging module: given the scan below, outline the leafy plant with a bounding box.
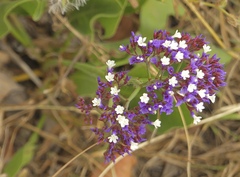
[0,0,46,45]
[3,116,46,177]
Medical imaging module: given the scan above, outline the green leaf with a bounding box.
[210,45,231,64]
[128,63,148,78]
[157,104,193,134]
[0,0,45,45]
[3,115,46,177]
[139,0,184,38]
[69,0,128,40]
[60,60,105,97]
[62,60,105,78]
[71,70,99,97]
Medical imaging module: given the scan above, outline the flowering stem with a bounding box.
[174,97,192,177]
[125,86,141,110]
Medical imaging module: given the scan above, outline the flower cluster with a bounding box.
[77,60,154,162]
[120,30,226,124]
[77,29,226,162]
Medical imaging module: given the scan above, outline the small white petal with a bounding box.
[170,41,179,50]
[110,86,120,95]
[137,56,144,61]
[193,115,202,124]
[197,89,206,98]
[106,60,116,69]
[137,37,147,47]
[115,105,124,114]
[140,93,149,104]
[196,69,205,79]
[105,72,114,82]
[130,141,139,151]
[175,51,184,62]
[179,40,187,49]
[161,56,170,65]
[92,98,101,107]
[181,70,190,80]
[152,119,161,128]
[108,134,118,143]
[203,44,211,53]
[116,115,129,128]
[162,40,171,48]
[196,102,205,112]
[187,83,197,93]
[169,76,178,87]
[172,30,182,38]
[207,94,216,103]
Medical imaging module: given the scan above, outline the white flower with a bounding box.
[197,89,206,98]
[152,119,161,128]
[179,40,187,49]
[193,115,202,124]
[196,102,205,112]
[110,86,120,95]
[161,56,170,65]
[175,51,184,62]
[196,69,205,79]
[181,70,190,80]
[203,44,211,53]
[169,76,178,87]
[92,97,101,107]
[119,45,125,50]
[140,93,149,104]
[130,141,139,151]
[115,105,124,114]
[116,115,129,128]
[137,56,144,61]
[153,85,157,90]
[172,30,182,38]
[187,83,197,93]
[105,72,114,82]
[137,37,147,47]
[108,134,118,143]
[162,40,171,48]
[106,60,116,69]
[207,94,216,103]
[170,41,178,50]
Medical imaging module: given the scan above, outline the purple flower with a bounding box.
[120,29,226,122]
[77,29,226,162]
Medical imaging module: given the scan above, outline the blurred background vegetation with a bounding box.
[0,0,240,176]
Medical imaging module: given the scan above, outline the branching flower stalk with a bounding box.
[76,29,226,162]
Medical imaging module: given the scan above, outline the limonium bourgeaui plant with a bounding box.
[76,29,226,162]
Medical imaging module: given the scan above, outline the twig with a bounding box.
[0,39,42,87]
[54,14,89,45]
[0,104,99,115]
[53,46,86,98]
[183,0,239,60]
[52,143,98,177]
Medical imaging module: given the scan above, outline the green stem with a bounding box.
[174,97,192,177]
[125,86,141,110]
